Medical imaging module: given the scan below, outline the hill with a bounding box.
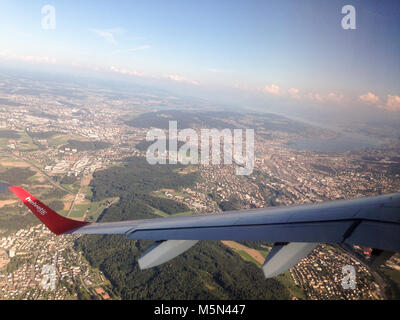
[76,156,291,299]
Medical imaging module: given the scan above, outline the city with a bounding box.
[0,72,399,299]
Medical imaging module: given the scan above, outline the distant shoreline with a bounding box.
[284,134,379,153]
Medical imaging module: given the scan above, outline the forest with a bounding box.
[76,156,291,299]
[0,167,36,186]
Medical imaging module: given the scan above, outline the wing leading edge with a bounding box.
[9,186,400,277]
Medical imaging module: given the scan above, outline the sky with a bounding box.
[0,0,400,118]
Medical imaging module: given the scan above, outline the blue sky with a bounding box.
[0,0,399,113]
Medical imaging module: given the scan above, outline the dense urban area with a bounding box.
[0,72,399,300]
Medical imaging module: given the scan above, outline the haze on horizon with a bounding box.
[0,0,399,129]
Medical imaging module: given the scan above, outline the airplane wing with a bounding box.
[9,186,400,277]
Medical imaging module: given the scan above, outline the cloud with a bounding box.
[0,52,57,64]
[384,95,400,111]
[327,92,344,103]
[110,66,145,77]
[288,88,300,99]
[109,66,200,85]
[313,93,324,102]
[305,92,324,102]
[235,83,346,105]
[303,92,343,104]
[20,56,57,64]
[162,74,200,85]
[263,84,282,95]
[255,85,345,104]
[359,92,400,111]
[89,28,126,44]
[359,92,380,105]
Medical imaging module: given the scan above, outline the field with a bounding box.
[0,130,40,152]
[0,154,77,231]
[221,240,306,299]
[67,197,119,222]
[221,240,265,266]
[47,133,86,148]
[149,205,192,218]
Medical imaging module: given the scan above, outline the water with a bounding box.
[285,134,379,153]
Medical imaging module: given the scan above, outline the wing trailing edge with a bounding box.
[9,186,400,278]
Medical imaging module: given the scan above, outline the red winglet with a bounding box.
[9,186,90,235]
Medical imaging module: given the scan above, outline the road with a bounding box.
[9,151,73,195]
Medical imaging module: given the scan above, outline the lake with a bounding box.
[285,134,379,153]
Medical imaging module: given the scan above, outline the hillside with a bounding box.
[75,156,291,299]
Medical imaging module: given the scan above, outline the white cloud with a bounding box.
[162,74,200,85]
[384,95,400,111]
[303,92,343,104]
[21,55,57,64]
[359,92,380,105]
[109,66,200,85]
[313,93,324,102]
[288,88,300,99]
[110,66,145,77]
[304,92,324,102]
[263,84,282,95]
[358,92,400,111]
[327,92,343,103]
[0,52,57,64]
